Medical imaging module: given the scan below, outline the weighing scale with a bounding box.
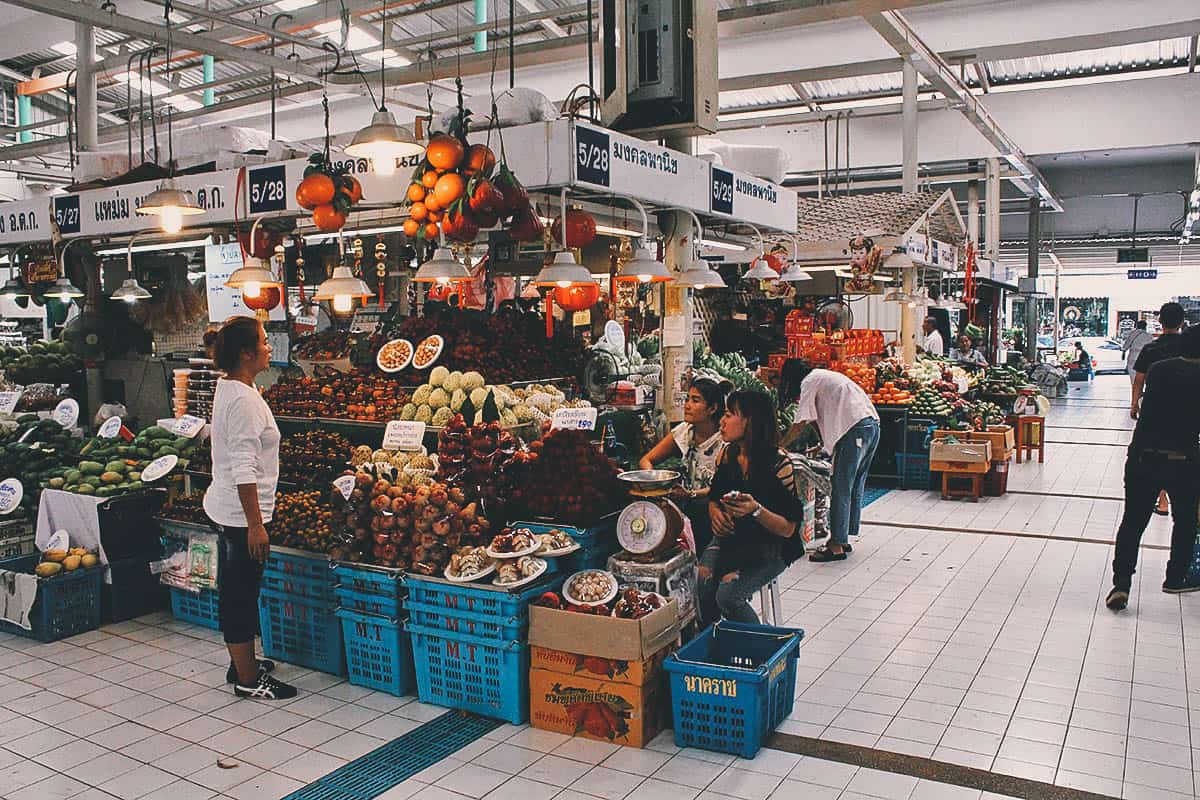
[614,470,688,562]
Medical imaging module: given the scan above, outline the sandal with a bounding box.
[810,546,848,562]
[1153,508,1169,516]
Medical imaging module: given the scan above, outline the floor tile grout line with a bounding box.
[859,520,1171,553]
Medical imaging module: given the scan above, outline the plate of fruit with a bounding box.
[376,339,414,373]
[563,569,618,608]
[536,529,581,557]
[492,556,547,588]
[444,546,495,583]
[485,528,540,560]
[412,335,444,370]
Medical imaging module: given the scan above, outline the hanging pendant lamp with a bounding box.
[534,251,595,288]
[740,224,777,282]
[413,246,470,285]
[779,235,812,282]
[45,277,84,301]
[0,279,28,299]
[136,177,204,234]
[344,11,424,176]
[111,278,152,303]
[314,265,372,314]
[608,195,672,283]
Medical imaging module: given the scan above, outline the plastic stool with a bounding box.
[758,578,782,626]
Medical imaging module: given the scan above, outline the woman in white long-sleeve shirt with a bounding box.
[202,317,295,700]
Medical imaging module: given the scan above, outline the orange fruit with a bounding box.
[463,144,496,176]
[426,209,442,224]
[407,183,426,202]
[403,219,419,237]
[424,194,443,213]
[426,134,465,171]
[423,223,440,239]
[311,204,346,233]
[340,175,363,204]
[421,171,439,189]
[432,172,465,207]
[296,173,335,210]
[409,201,428,221]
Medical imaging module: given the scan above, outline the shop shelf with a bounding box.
[404,574,562,624]
[262,547,335,603]
[258,586,346,676]
[897,454,932,491]
[406,621,527,724]
[103,551,168,623]
[0,532,35,560]
[337,607,415,696]
[663,620,803,758]
[170,586,221,630]
[0,554,103,643]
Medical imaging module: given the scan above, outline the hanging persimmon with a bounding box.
[312,204,347,232]
[463,144,496,176]
[296,173,335,210]
[426,134,465,171]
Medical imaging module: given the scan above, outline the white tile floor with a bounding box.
[0,375,1190,800]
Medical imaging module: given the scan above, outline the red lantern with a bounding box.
[243,284,281,312]
[426,282,456,302]
[551,208,597,248]
[238,227,284,259]
[553,282,601,311]
[765,251,787,274]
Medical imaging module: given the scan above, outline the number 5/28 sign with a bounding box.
[575,126,611,187]
[248,165,287,214]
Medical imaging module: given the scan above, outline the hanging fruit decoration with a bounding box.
[553,281,600,312]
[551,207,598,248]
[406,79,541,244]
[296,152,364,233]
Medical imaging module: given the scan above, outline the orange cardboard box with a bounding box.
[528,667,668,748]
[530,644,671,687]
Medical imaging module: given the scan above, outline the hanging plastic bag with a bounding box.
[189,532,220,590]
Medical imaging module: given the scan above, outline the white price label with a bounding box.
[173,415,206,439]
[551,407,598,431]
[141,455,178,483]
[0,391,22,415]
[52,398,79,429]
[333,474,357,501]
[382,420,426,451]
[98,416,123,439]
[0,478,22,515]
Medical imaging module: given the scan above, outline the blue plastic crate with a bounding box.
[336,585,401,617]
[406,621,527,724]
[170,586,220,630]
[0,555,102,643]
[337,607,415,696]
[262,548,335,602]
[404,574,562,622]
[897,453,932,490]
[663,620,803,758]
[332,562,404,597]
[258,587,346,676]
[405,599,525,642]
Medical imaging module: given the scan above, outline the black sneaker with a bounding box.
[226,659,276,684]
[1162,579,1200,594]
[1105,588,1129,610]
[234,673,298,700]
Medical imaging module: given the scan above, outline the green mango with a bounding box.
[77,484,95,495]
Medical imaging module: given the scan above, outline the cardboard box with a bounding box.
[528,666,667,748]
[530,644,670,686]
[930,439,991,474]
[607,552,698,624]
[970,426,1015,459]
[529,600,680,663]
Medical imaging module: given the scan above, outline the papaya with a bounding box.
[42,550,67,562]
[64,469,81,484]
[104,461,128,475]
[99,471,123,484]
[79,461,104,475]
[48,478,64,489]
[127,471,141,482]
[125,481,142,491]
[95,486,115,497]
[80,554,98,568]
[35,562,61,577]
[62,555,81,571]
[144,426,172,440]
[77,484,95,495]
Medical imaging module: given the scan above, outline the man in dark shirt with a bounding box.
[1131,301,1185,515]
[1106,326,1200,610]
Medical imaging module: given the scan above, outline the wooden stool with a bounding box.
[1016,415,1045,463]
[942,471,983,501]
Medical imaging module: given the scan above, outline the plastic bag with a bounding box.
[152,550,192,591]
[189,532,219,590]
[436,87,557,131]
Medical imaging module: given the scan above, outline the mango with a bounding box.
[77,484,95,495]
[100,471,123,484]
[42,549,67,562]
[68,547,87,557]
[35,562,62,577]
[80,554,98,568]
[62,555,81,571]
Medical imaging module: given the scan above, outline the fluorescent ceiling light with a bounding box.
[595,224,644,238]
[112,72,202,112]
[274,0,317,9]
[360,49,411,66]
[315,21,379,51]
[50,41,76,56]
[701,239,747,252]
[95,236,212,256]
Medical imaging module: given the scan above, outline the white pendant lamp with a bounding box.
[413,246,470,285]
[676,262,726,289]
[534,250,595,288]
[224,257,280,297]
[45,277,84,301]
[883,287,913,304]
[779,235,812,282]
[610,195,673,283]
[0,279,27,299]
[314,265,371,314]
[135,177,204,234]
[345,110,424,177]
[741,224,776,282]
[111,277,152,303]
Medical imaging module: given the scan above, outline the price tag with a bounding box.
[141,455,179,483]
[98,416,123,439]
[0,478,22,515]
[710,167,734,215]
[248,164,287,214]
[551,407,598,431]
[51,398,79,429]
[0,391,22,414]
[575,125,611,187]
[173,415,206,439]
[333,474,357,501]
[383,421,426,451]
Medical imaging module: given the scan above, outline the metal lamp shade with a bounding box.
[744,258,779,281]
[111,278,152,302]
[46,277,84,300]
[779,263,813,282]
[313,265,372,300]
[224,258,281,290]
[616,248,672,283]
[534,251,596,287]
[413,248,471,284]
[345,110,425,160]
[675,261,726,289]
[0,279,28,299]
[135,178,204,217]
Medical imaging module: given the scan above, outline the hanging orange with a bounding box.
[296,173,336,210]
[421,171,439,189]
[403,219,420,237]
[407,183,426,203]
[423,223,440,239]
[410,201,428,221]
[423,194,443,213]
[463,144,496,176]
[432,173,465,207]
[311,204,347,233]
[426,134,465,171]
[340,175,363,204]
[426,209,443,224]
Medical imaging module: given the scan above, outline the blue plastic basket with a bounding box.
[170,586,220,630]
[262,548,335,602]
[0,555,102,643]
[404,574,561,621]
[258,586,346,676]
[897,453,932,490]
[406,621,527,724]
[336,585,401,617]
[405,599,525,642]
[333,562,405,616]
[509,517,620,571]
[337,607,415,696]
[663,621,803,758]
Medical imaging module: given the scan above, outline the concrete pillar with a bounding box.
[899,58,918,364]
[75,12,98,151]
[966,178,980,249]
[1025,197,1041,360]
[660,134,694,424]
[985,157,1000,260]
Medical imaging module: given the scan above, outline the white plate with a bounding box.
[376,339,414,373]
[412,335,444,370]
[491,558,547,589]
[538,538,581,558]
[485,537,542,560]
[443,560,496,583]
[562,569,619,607]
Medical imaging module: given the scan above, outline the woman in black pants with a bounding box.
[202,317,296,700]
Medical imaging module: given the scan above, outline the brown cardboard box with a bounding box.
[929,439,992,474]
[529,600,680,663]
[528,666,668,748]
[530,644,671,687]
[970,426,1015,461]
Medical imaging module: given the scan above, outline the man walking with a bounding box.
[1123,320,1153,377]
[1107,326,1200,610]
[1132,302,1186,516]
